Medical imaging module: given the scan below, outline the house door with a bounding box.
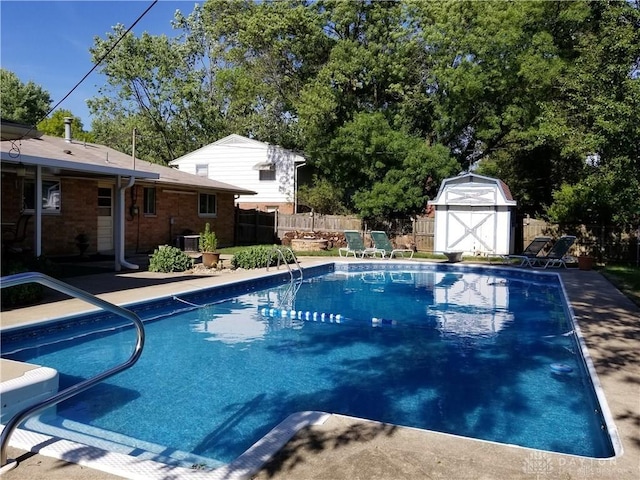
[97,186,113,253]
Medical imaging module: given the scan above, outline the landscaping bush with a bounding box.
[148,246,193,273]
[231,246,296,269]
[0,256,55,308]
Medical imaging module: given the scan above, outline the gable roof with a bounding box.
[428,173,516,206]
[169,133,306,166]
[0,135,256,195]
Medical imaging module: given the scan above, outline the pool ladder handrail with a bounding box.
[0,272,145,473]
[267,246,303,282]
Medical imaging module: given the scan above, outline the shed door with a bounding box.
[445,206,496,254]
[97,186,113,252]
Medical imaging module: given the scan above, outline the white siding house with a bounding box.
[428,173,517,256]
[169,134,306,213]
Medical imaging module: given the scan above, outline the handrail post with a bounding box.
[266,246,302,282]
[0,272,145,472]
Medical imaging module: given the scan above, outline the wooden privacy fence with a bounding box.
[238,209,638,263]
[521,216,638,264]
[235,209,277,245]
[276,213,435,252]
[276,213,362,238]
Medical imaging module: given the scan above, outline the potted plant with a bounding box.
[75,233,90,258]
[199,223,219,268]
[578,245,594,271]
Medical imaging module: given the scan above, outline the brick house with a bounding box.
[1,120,255,270]
[169,134,307,214]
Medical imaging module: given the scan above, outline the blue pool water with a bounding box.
[1,263,615,468]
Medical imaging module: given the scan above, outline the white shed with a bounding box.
[428,173,517,256]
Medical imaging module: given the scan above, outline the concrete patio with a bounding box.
[1,259,638,480]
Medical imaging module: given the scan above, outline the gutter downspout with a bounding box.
[35,165,42,256]
[115,176,138,271]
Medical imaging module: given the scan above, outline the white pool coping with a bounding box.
[0,360,59,425]
[3,411,330,479]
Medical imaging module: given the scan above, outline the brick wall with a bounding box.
[127,185,236,252]
[1,174,97,256]
[1,172,238,256]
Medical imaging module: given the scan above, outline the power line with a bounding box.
[22,0,159,139]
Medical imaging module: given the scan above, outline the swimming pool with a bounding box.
[1,262,619,475]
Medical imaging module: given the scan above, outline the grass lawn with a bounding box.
[601,265,640,307]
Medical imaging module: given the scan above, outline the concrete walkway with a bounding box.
[1,261,639,480]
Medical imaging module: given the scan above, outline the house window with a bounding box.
[143,187,156,215]
[23,178,61,213]
[259,166,276,181]
[199,193,217,216]
[195,164,209,177]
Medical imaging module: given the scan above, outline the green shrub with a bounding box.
[231,246,296,269]
[148,246,193,273]
[0,258,46,308]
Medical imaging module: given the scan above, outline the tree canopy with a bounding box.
[85,0,639,228]
[37,109,94,143]
[0,68,51,125]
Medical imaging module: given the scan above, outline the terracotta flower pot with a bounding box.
[578,255,593,271]
[202,252,220,268]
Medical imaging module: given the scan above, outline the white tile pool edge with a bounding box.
[3,410,331,480]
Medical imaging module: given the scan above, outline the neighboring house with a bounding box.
[1,120,255,270]
[169,134,307,214]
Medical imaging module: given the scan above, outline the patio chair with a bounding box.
[370,230,414,259]
[339,230,382,258]
[499,236,552,266]
[527,235,577,269]
[2,214,32,253]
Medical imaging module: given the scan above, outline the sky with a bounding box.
[1,0,199,128]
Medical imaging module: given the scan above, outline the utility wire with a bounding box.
[21,0,159,140]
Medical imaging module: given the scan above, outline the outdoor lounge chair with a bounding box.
[527,235,576,269]
[501,236,552,266]
[370,231,414,259]
[339,230,382,258]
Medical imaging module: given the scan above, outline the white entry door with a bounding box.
[97,185,113,253]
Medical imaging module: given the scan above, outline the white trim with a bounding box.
[2,154,158,179]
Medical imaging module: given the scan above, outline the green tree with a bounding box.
[89,9,223,164]
[0,69,51,125]
[37,109,94,142]
[543,1,640,228]
[297,176,348,215]
[84,0,639,230]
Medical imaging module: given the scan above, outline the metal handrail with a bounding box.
[267,246,303,282]
[0,272,145,472]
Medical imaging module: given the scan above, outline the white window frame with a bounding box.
[23,177,61,214]
[195,164,209,177]
[259,165,276,181]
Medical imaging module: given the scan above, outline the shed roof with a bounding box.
[428,173,516,207]
[0,135,256,195]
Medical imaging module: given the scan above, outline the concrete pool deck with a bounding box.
[1,258,639,480]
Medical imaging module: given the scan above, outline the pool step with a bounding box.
[22,414,223,469]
